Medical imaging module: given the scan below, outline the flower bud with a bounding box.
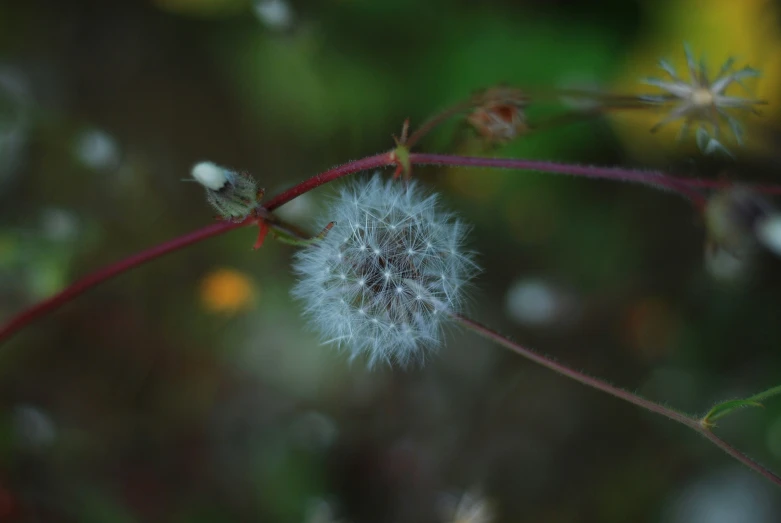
[189,161,260,221]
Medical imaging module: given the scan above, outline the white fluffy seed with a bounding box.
[291,174,478,367]
[191,161,230,191]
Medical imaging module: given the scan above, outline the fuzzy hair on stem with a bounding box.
[291,173,478,367]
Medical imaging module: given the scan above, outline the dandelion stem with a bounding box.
[264,153,392,211]
[4,149,781,487]
[452,312,781,488]
[4,149,781,344]
[403,86,647,149]
[0,153,393,343]
[405,101,474,148]
[679,178,781,195]
[409,152,708,206]
[0,221,245,342]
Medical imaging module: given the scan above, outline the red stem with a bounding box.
[699,430,781,488]
[681,178,781,195]
[452,313,698,429]
[0,153,393,343]
[2,150,780,343]
[409,153,708,207]
[4,148,781,486]
[453,312,781,487]
[265,153,392,211]
[0,221,245,341]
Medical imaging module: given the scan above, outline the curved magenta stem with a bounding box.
[0,153,393,343]
[454,313,781,488]
[409,153,708,207]
[5,150,781,344]
[0,221,245,341]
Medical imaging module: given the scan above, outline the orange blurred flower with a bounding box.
[199,268,256,314]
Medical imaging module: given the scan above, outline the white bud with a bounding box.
[756,214,781,257]
[191,161,231,191]
[188,161,259,221]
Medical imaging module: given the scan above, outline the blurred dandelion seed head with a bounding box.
[639,44,765,153]
[74,129,120,171]
[292,174,478,367]
[439,490,494,523]
[253,0,293,31]
[610,0,781,159]
[505,278,557,326]
[704,186,773,257]
[12,405,56,450]
[756,214,781,257]
[662,467,778,523]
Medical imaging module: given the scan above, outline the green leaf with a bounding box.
[703,399,763,425]
[702,384,781,425]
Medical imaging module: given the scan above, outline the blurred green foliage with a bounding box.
[1,0,781,522]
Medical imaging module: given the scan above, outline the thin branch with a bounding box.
[409,152,709,207]
[452,313,698,429]
[699,430,781,487]
[0,220,245,342]
[406,101,474,148]
[4,149,781,344]
[264,153,392,211]
[404,86,649,149]
[453,312,781,487]
[680,178,781,195]
[4,147,781,487]
[0,153,393,343]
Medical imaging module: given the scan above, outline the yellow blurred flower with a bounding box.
[610,0,781,159]
[199,268,256,314]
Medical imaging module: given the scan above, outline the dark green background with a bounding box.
[1,0,781,521]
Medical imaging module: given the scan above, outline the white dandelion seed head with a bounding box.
[292,174,479,367]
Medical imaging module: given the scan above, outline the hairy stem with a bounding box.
[681,178,781,195]
[4,149,781,486]
[404,86,648,149]
[453,312,781,487]
[0,221,245,342]
[3,150,780,343]
[405,101,474,148]
[0,154,392,343]
[409,153,708,206]
[265,153,392,211]
[452,313,697,428]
